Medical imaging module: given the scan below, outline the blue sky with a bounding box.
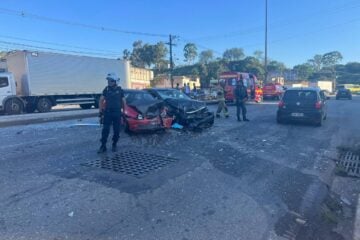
[0,0,359,67]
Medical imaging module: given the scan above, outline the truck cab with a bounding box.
[0,72,17,112]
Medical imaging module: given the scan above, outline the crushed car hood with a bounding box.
[127,99,163,115]
[164,98,206,113]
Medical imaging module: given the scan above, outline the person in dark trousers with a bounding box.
[234,78,250,122]
[98,73,125,153]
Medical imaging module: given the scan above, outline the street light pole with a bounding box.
[264,0,268,83]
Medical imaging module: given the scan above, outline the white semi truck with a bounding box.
[0,51,131,114]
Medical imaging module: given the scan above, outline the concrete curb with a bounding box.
[0,110,98,128]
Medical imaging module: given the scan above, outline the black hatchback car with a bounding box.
[146,88,215,129]
[336,88,352,100]
[277,88,328,126]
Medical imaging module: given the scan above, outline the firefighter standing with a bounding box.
[234,79,250,122]
[98,73,125,153]
[255,85,263,103]
[216,83,229,118]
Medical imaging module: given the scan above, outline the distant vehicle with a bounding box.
[336,88,352,100]
[277,87,328,126]
[310,81,334,94]
[0,50,131,115]
[219,72,258,102]
[263,83,285,100]
[123,90,173,132]
[146,88,214,129]
[337,84,360,94]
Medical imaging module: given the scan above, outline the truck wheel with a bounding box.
[5,98,23,115]
[37,98,52,113]
[80,104,93,109]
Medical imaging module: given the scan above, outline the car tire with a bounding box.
[276,116,284,124]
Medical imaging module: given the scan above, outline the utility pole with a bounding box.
[166,34,177,88]
[264,0,268,83]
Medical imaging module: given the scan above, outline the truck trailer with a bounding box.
[0,51,131,114]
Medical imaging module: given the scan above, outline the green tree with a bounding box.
[191,68,199,80]
[152,42,168,70]
[183,43,198,64]
[128,40,168,69]
[253,50,264,62]
[293,63,314,80]
[267,60,286,74]
[223,48,245,61]
[307,54,322,72]
[122,49,131,60]
[322,51,343,67]
[322,51,343,85]
[199,50,214,64]
[130,40,146,67]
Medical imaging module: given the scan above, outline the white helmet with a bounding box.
[106,73,120,83]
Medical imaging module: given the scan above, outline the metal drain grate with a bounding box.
[82,151,178,178]
[337,151,360,177]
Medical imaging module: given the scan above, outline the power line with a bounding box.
[0,40,121,58]
[188,0,360,42]
[179,37,222,56]
[0,7,168,38]
[241,17,360,49]
[0,34,122,55]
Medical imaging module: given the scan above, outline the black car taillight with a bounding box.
[278,101,285,108]
[315,101,322,109]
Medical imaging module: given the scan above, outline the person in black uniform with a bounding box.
[98,73,125,153]
[234,77,250,122]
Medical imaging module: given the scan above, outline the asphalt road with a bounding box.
[0,97,359,240]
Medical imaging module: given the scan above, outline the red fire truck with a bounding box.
[219,72,259,102]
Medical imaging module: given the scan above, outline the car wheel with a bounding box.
[276,116,284,124]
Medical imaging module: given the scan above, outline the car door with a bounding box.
[0,76,12,106]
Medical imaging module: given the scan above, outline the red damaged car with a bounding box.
[123,90,173,132]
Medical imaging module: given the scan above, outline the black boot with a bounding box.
[237,116,241,122]
[243,118,250,122]
[112,143,117,152]
[97,144,107,154]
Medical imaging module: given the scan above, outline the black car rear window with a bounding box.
[338,89,349,93]
[283,90,318,102]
